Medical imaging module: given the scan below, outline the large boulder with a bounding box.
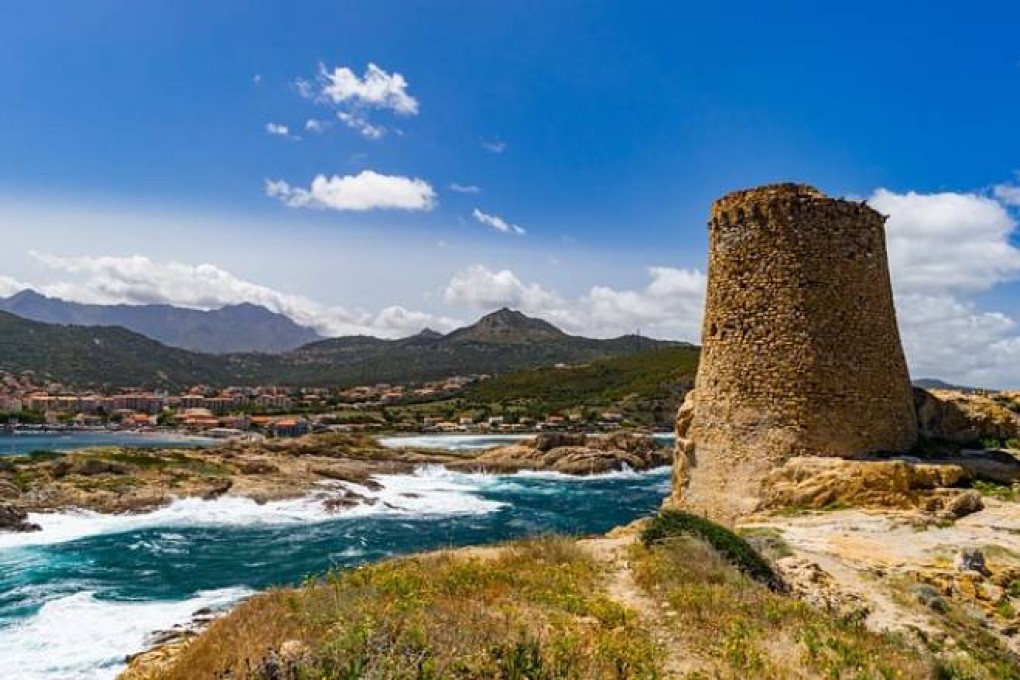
[0,502,40,533]
[533,432,588,452]
[471,433,671,474]
[760,457,975,515]
[914,388,1019,446]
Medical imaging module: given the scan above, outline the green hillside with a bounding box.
[0,308,693,391]
[462,345,700,426]
[0,311,231,389]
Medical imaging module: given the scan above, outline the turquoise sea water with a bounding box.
[0,435,673,679]
[0,431,215,456]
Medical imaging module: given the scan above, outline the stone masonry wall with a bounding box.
[669,183,918,523]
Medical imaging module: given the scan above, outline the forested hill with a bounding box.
[0,308,693,390]
[461,344,701,427]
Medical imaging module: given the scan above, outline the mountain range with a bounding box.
[0,306,687,389]
[0,290,321,354]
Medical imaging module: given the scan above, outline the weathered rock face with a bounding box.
[670,184,918,522]
[759,457,982,518]
[473,433,671,474]
[0,502,41,533]
[914,388,1019,445]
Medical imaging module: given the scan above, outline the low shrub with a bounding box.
[641,510,783,590]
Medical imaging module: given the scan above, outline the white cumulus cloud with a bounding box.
[867,186,1020,387]
[444,265,563,312]
[266,171,436,212]
[870,188,1020,293]
[297,62,417,140]
[318,63,418,115]
[472,208,525,235]
[27,252,459,338]
[0,275,28,298]
[580,267,706,339]
[443,264,705,340]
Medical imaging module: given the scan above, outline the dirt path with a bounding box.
[578,534,700,677]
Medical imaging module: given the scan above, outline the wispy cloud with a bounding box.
[449,183,481,194]
[265,122,290,137]
[994,180,1020,207]
[305,119,330,133]
[266,171,436,212]
[482,139,507,154]
[472,208,525,235]
[337,111,386,139]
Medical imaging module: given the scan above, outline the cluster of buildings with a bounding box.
[0,371,498,435]
[418,411,626,433]
[337,376,485,404]
[0,369,629,436]
[15,387,294,417]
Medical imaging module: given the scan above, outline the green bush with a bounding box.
[641,510,783,591]
[972,480,1018,501]
[976,436,1020,450]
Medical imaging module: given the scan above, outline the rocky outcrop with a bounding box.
[470,433,671,474]
[0,432,671,519]
[0,502,41,532]
[915,388,1019,445]
[774,556,871,623]
[671,184,917,524]
[759,457,981,518]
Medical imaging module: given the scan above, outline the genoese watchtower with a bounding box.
[671,183,917,522]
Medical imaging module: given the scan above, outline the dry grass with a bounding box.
[629,535,937,679]
[158,537,661,679]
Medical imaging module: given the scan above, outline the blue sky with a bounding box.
[1,1,1020,386]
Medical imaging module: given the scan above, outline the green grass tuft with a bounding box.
[642,510,783,590]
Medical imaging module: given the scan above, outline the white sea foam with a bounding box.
[381,432,676,451]
[0,464,668,551]
[0,466,509,549]
[0,586,251,680]
[0,494,335,549]
[509,465,672,482]
[378,433,533,450]
[321,464,509,520]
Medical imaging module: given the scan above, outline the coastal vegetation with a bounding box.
[461,345,699,428]
[127,516,948,679]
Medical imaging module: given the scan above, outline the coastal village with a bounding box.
[0,369,630,436]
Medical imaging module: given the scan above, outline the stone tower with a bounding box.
[671,183,917,523]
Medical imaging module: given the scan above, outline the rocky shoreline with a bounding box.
[0,431,671,528]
